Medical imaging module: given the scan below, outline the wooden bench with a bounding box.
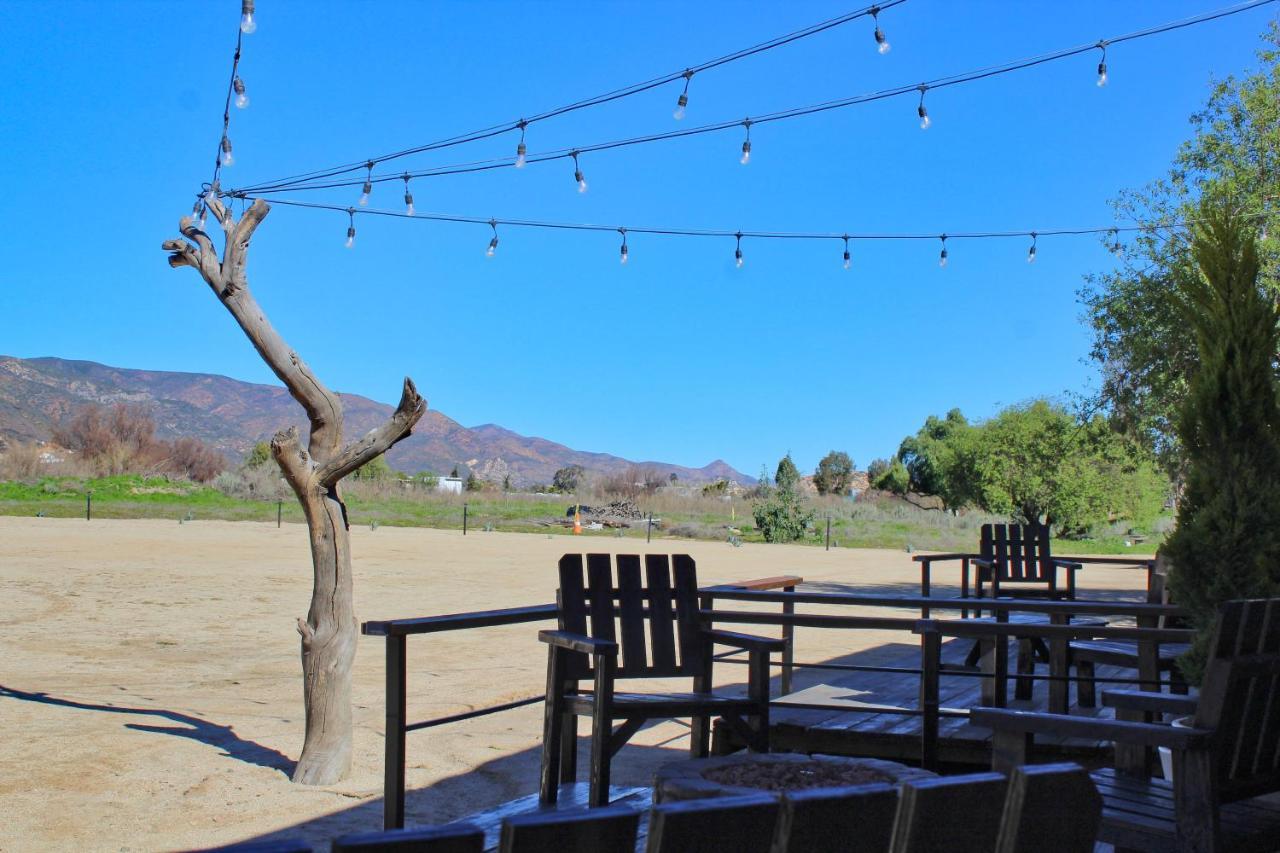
[974,597,1280,852]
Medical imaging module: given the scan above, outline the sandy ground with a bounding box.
[0,517,1153,851]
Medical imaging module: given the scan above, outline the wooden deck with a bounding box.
[756,634,1134,769]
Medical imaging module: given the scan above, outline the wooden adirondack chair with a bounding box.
[646,793,781,853]
[499,804,639,853]
[1070,563,1189,706]
[771,782,899,853]
[331,824,484,853]
[974,523,1080,603]
[539,554,784,807]
[973,597,1280,853]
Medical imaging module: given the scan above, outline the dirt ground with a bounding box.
[0,517,1153,851]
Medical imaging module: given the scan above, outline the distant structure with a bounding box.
[436,476,463,495]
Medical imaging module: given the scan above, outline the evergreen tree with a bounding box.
[1164,204,1280,682]
[775,453,800,492]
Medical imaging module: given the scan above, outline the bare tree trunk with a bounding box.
[163,197,425,784]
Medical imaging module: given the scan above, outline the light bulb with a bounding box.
[576,171,588,194]
[1097,62,1108,87]
[515,142,526,169]
[359,181,371,206]
[735,249,744,268]
[198,209,207,230]
[405,196,414,217]
[233,77,248,109]
[220,136,233,166]
[843,251,851,270]
[240,0,257,33]
[486,237,498,257]
[1027,246,1037,263]
[740,140,751,165]
[620,244,629,264]
[875,28,890,54]
[918,106,930,130]
[345,226,355,249]
[674,93,688,121]
[939,249,948,267]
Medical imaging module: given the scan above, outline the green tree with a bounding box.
[415,471,439,490]
[896,409,980,510]
[774,453,800,493]
[865,458,891,484]
[244,441,272,469]
[552,464,584,493]
[1081,25,1280,472]
[464,471,481,491]
[753,454,814,542]
[872,458,910,495]
[351,455,394,481]
[814,450,855,496]
[1164,207,1280,683]
[502,474,511,492]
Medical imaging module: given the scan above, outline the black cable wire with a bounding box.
[227,0,909,193]
[205,28,245,201]
[229,0,1278,197]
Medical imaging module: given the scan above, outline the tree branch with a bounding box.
[270,426,314,495]
[316,378,427,487]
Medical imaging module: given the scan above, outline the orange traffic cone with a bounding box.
[573,505,582,535]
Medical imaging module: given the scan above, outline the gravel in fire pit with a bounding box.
[701,760,892,792]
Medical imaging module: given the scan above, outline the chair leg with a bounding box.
[539,649,567,805]
[559,708,578,784]
[1015,638,1035,701]
[748,649,771,752]
[1077,659,1096,708]
[588,656,616,808]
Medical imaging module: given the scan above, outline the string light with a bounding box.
[345,208,356,249]
[938,234,948,267]
[740,120,752,165]
[674,70,693,120]
[734,232,744,268]
[486,220,499,257]
[871,6,890,54]
[842,235,851,270]
[402,174,414,216]
[619,228,629,264]
[917,85,931,130]
[240,0,257,34]
[571,151,588,193]
[1027,232,1038,263]
[233,77,249,109]
[220,136,234,166]
[359,163,373,206]
[515,120,528,168]
[1096,41,1109,87]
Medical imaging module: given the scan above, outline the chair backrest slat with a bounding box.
[890,772,1008,853]
[586,553,617,645]
[772,783,898,853]
[980,523,1054,585]
[994,763,1101,853]
[615,554,649,675]
[332,823,485,853]
[673,554,704,672]
[645,554,679,672]
[500,805,638,853]
[646,793,780,853]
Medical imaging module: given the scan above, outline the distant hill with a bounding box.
[0,356,751,488]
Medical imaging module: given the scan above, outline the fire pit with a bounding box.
[654,754,935,803]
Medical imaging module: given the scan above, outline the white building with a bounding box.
[436,476,464,495]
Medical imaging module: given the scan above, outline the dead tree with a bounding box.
[163,197,425,784]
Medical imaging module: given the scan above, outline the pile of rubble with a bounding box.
[583,499,646,520]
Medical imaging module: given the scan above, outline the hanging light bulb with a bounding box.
[734,232,744,268]
[359,163,373,206]
[842,236,851,270]
[1107,228,1122,255]
[402,174,414,216]
[938,235,948,268]
[220,135,234,166]
[189,200,203,229]
[240,0,257,33]
[871,7,890,54]
[233,76,249,109]
[486,220,499,257]
[740,120,752,165]
[515,120,528,168]
[571,151,587,194]
[619,228,629,265]
[1027,232,1038,263]
[917,86,931,130]
[345,209,356,249]
[1096,41,1108,87]
[674,70,693,120]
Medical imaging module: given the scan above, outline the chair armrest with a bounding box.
[971,707,1212,750]
[1101,690,1199,717]
[538,630,618,656]
[912,553,978,564]
[972,558,995,569]
[704,629,787,654]
[1051,559,1083,572]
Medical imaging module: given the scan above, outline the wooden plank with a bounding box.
[774,783,898,853]
[499,804,638,853]
[645,555,677,672]
[995,763,1101,853]
[585,553,617,644]
[332,824,484,852]
[672,555,703,674]
[890,772,1008,853]
[645,793,780,853]
[615,554,648,675]
[557,555,588,635]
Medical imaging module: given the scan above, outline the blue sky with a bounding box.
[0,1,1273,479]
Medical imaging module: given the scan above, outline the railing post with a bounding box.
[277,499,282,528]
[781,586,795,696]
[86,490,92,521]
[825,515,831,551]
[384,634,407,830]
[647,512,652,544]
[919,622,941,770]
[462,503,468,536]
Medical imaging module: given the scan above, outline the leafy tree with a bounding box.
[552,464,584,493]
[872,458,910,495]
[702,479,729,496]
[865,458,891,483]
[244,441,273,469]
[1163,206,1280,682]
[1081,25,1280,472]
[465,471,481,491]
[753,454,814,542]
[502,474,511,491]
[351,454,394,481]
[897,409,980,510]
[415,471,439,489]
[814,450,855,496]
[774,453,800,493]
[669,472,678,482]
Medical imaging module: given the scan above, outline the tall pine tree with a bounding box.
[1164,203,1280,682]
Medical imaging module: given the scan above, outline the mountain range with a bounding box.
[0,356,750,487]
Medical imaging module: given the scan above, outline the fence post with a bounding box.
[782,585,796,696]
[384,634,407,830]
[462,503,468,536]
[647,512,652,544]
[918,622,941,770]
[825,515,831,551]
[86,491,92,521]
[277,499,282,528]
